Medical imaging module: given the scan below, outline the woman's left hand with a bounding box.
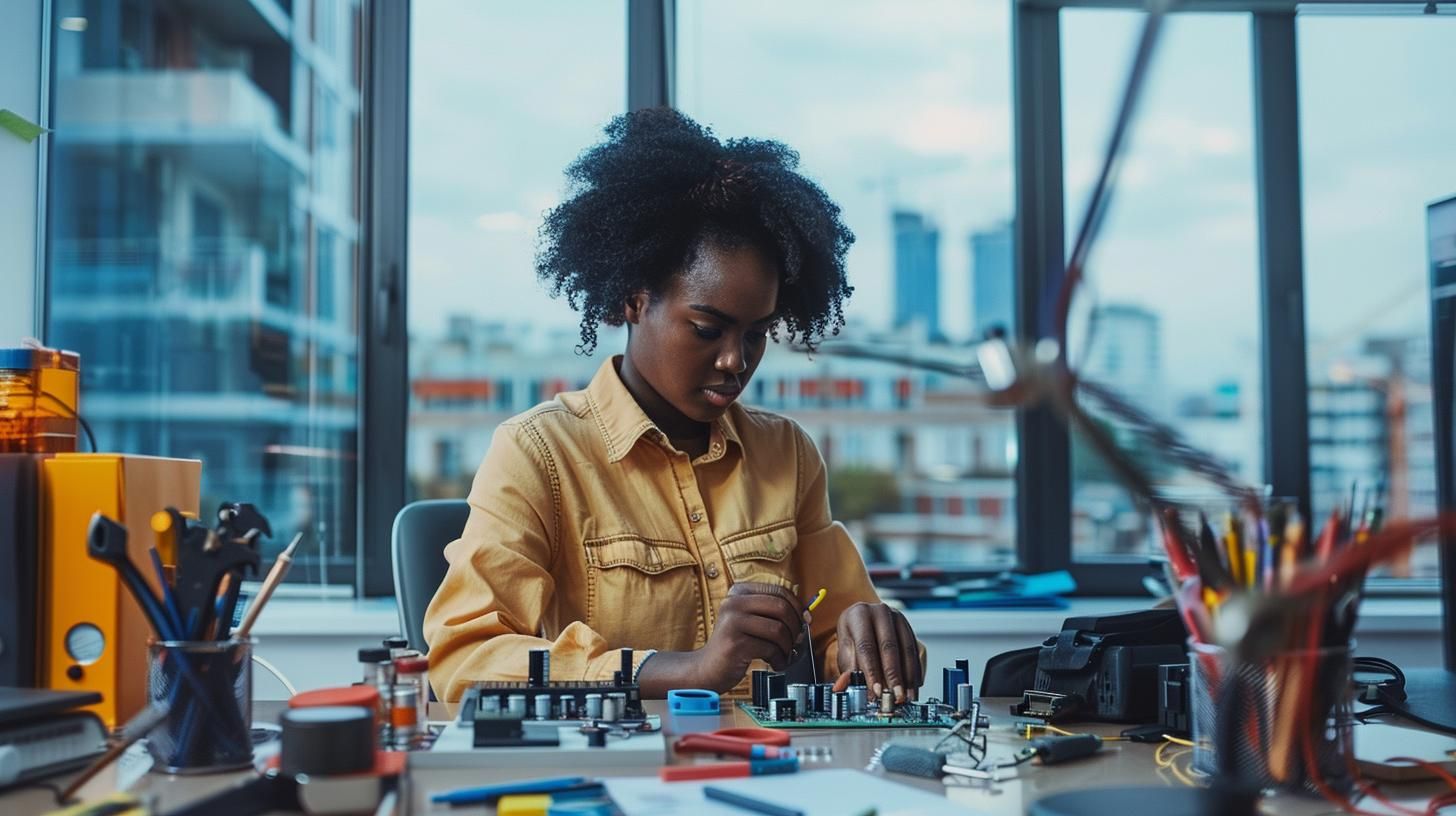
[831,602,922,704]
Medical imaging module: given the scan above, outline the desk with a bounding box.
[6,698,1452,815]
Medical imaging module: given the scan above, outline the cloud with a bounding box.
[475,211,534,232]
[897,104,1009,155]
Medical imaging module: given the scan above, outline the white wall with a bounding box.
[0,0,42,341]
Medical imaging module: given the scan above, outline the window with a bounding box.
[45,0,364,590]
[1298,12,1454,580]
[678,0,1017,569]
[1061,10,1264,561]
[407,2,626,500]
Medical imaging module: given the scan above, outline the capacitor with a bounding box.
[529,648,551,686]
[560,697,577,720]
[847,686,867,715]
[506,694,527,719]
[608,693,629,720]
[813,683,833,714]
[478,695,501,715]
[767,672,787,703]
[534,694,553,720]
[880,689,895,714]
[619,648,634,682]
[601,695,620,723]
[831,691,850,721]
[751,670,772,708]
[584,693,604,720]
[787,683,809,713]
[849,670,867,688]
[943,667,968,707]
[768,697,797,722]
[956,683,974,714]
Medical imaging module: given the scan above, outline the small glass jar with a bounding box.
[393,656,429,745]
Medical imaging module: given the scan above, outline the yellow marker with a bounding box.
[806,587,827,612]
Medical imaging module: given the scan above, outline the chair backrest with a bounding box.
[391,499,470,653]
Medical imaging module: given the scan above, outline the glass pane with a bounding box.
[46,0,363,591]
[407,3,625,499]
[1298,14,1454,580]
[1062,11,1264,560]
[678,0,1016,569]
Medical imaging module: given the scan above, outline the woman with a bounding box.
[424,108,923,703]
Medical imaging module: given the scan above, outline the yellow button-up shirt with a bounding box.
[423,356,884,701]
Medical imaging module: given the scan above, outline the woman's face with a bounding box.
[624,241,779,425]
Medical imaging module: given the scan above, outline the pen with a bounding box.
[660,757,800,782]
[430,776,592,805]
[703,785,806,816]
[236,532,302,638]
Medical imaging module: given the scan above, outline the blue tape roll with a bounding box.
[667,688,721,715]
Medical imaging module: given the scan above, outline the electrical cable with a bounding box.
[251,654,297,697]
[39,390,97,451]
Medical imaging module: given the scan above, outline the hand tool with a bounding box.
[86,514,176,640]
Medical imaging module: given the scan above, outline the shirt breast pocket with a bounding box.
[582,535,702,651]
[719,522,800,594]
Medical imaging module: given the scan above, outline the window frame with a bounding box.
[29,0,1443,598]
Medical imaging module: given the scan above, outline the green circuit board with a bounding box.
[737,701,959,730]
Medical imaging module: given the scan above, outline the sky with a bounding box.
[408,1,1456,392]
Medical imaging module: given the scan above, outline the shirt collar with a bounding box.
[586,356,744,464]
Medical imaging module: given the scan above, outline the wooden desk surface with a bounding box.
[6,697,1453,815]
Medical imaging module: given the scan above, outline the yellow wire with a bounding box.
[806,588,827,612]
[1162,734,1196,747]
[1020,722,1126,741]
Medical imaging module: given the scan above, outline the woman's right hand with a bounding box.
[696,582,808,690]
[637,581,807,696]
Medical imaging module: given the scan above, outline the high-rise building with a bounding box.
[892,210,940,339]
[970,221,1013,340]
[45,0,362,583]
[1081,303,1162,413]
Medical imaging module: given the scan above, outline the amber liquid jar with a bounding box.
[0,347,80,453]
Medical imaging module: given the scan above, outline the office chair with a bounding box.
[391,499,470,653]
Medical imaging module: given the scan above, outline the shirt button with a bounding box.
[689,512,703,523]
[706,563,720,579]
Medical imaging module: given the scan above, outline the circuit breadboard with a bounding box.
[737,700,960,729]
[741,664,979,729]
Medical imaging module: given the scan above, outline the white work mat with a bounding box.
[414,719,666,770]
[604,768,979,815]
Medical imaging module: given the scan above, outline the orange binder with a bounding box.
[40,454,201,727]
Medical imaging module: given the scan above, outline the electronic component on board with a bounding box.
[831,691,849,721]
[956,683,975,715]
[768,698,797,722]
[943,666,968,707]
[529,649,550,686]
[787,683,809,713]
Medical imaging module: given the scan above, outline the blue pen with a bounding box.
[704,785,806,816]
[431,776,592,805]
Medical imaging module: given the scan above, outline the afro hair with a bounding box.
[535,107,855,354]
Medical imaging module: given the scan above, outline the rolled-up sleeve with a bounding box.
[423,422,645,702]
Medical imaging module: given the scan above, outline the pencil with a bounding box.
[236,532,302,638]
